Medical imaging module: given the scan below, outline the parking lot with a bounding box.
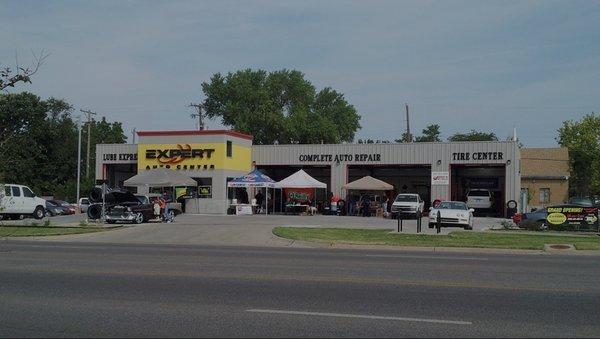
[8,213,510,247]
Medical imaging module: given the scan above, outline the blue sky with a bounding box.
[1,0,599,145]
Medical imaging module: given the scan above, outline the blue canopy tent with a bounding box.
[227,169,277,214]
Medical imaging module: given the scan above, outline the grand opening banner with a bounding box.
[546,205,599,231]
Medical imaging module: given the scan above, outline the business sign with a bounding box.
[138,143,217,171]
[431,171,449,185]
[298,153,381,163]
[284,188,314,203]
[546,205,599,231]
[452,152,504,161]
[102,153,138,163]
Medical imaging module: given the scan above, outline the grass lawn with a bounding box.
[273,227,600,250]
[0,226,106,237]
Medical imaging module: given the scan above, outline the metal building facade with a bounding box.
[252,141,521,205]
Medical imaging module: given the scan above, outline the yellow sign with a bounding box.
[547,212,567,225]
[138,143,251,172]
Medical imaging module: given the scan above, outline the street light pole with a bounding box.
[76,116,82,206]
[80,109,97,178]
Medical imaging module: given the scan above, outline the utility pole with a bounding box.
[189,103,204,130]
[405,103,412,142]
[132,128,137,144]
[76,116,82,207]
[80,109,97,178]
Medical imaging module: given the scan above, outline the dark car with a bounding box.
[101,190,154,224]
[515,208,549,230]
[49,200,76,215]
[45,200,69,216]
[568,197,594,207]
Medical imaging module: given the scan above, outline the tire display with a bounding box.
[89,187,105,203]
[87,203,103,220]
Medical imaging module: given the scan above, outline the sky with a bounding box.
[1,0,599,146]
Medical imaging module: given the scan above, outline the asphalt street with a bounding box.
[1,241,599,338]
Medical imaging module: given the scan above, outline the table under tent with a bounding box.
[227,169,277,215]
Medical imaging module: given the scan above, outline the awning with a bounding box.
[227,169,277,188]
[276,169,327,189]
[342,176,393,191]
[123,168,197,187]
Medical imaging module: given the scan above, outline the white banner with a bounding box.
[236,204,253,215]
[431,171,450,186]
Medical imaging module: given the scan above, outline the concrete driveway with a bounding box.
[23,213,507,247]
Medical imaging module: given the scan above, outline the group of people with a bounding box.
[347,194,392,217]
[152,192,174,223]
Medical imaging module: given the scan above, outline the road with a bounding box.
[1,241,599,337]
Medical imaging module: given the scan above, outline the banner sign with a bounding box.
[236,204,253,215]
[431,172,450,186]
[283,188,314,203]
[546,205,599,231]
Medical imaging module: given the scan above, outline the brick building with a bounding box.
[520,148,570,211]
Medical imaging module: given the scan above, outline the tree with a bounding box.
[0,51,49,91]
[448,130,498,142]
[557,113,600,196]
[415,124,441,142]
[0,92,126,200]
[201,69,361,144]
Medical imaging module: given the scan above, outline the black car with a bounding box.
[87,189,154,224]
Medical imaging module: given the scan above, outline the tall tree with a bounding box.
[448,130,498,142]
[415,124,442,142]
[0,92,126,200]
[201,69,361,144]
[557,113,600,196]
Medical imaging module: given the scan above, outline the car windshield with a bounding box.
[569,197,593,206]
[135,195,149,204]
[46,201,58,206]
[468,190,489,197]
[395,195,417,202]
[436,202,468,210]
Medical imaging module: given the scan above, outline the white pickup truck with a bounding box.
[0,184,47,220]
[390,193,425,218]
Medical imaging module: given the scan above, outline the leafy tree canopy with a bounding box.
[201,69,361,144]
[557,113,600,196]
[0,92,126,200]
[448,130,498,142]
[415,124,442,142]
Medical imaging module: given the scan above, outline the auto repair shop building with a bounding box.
[96,131,521,216]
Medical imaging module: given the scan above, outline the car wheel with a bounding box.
[428,223,434,229]
[134,212,144,224]
[33,207,45,220]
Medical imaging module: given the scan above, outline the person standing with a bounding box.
[348,194,355,216]
[255,190,264,210]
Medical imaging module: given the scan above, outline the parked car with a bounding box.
[428,201,474,230]
[514,208,549,229]
[568,197,593,207]
[390,193,425,218]
[45,200,69,216]
[101,190,155,224]
[0,184,47,220]
[48,200,76,215]
[466,189,493,210]
[78,197,90,213]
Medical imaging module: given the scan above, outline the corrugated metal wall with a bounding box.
[253,141,520,204]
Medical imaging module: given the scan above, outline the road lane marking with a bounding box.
[365,254,488,261]
[246,309,472,325]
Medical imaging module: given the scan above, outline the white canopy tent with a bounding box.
[276,169,327,213]
[275,169,327,189]
[124,168,196,187]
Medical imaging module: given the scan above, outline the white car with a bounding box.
[78,197,90,213]
[428,201,474,230]
[466,189,493,210]
[0,184,47,220]
[391,193,425,218]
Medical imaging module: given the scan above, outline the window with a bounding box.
[3,185,10,197]
[23,187,35,198]
[193,177,213,199]
[226,140,233,157]
[11,186,21,197]
[539,188,550,204]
